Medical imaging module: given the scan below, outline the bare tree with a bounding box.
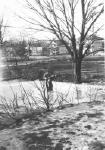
[13,40,28,59]
[22,0,104,83]
[0,17,7,47]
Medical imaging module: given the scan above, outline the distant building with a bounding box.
[78,35,104,56]
[48,40,59,55]
[91,35,104,49]
[27,41,43,56]
[89,35,104,55]
[28,39,69,56]
[46,40,68,55]
[30,46,43,56]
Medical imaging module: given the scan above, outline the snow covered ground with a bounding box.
[0,100,105,150]
[0,80,105,108]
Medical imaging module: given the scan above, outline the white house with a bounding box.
[91,35,104,55]
[30,46,43,55]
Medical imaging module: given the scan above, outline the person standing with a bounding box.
[43,71,55,103]
[46,76,53,92]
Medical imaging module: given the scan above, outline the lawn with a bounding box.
[3,55,105,82]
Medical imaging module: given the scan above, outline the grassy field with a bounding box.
[3,55,105,82]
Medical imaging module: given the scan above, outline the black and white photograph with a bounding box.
[0,0,105,149]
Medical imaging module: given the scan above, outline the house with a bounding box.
[50,40,68,55]
[33,40,59,56]
[30,46,43,56]
[92,36,104,55]
[27,41,43,56]
[43,40,68,56]
[77,35,104,56]
[27,39,69,56]
[88,35,104,55]
[48,40,59,55]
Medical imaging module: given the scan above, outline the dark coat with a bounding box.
[46,78,53,91]
[43,72,56,91]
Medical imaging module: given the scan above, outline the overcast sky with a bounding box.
[0,0,104,41]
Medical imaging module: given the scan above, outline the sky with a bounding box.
[0,0,36,39]
[0,0,56,40]
[0,0,104,41]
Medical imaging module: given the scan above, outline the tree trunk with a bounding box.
[73,58,82,83]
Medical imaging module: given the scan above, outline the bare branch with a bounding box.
[84,6,104,38]
[20,0,103,63]
[84,49,104,57]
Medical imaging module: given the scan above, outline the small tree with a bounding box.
[14,40,28,59]
[0,17,5,47]
[21,0,104,83]
[0,16,7,49]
